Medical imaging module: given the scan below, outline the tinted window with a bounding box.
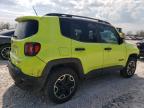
[14,20,38,39]
[60,18,98,43]
[98,24,119,44]
[60,18,71,38]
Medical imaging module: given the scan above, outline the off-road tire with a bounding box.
[120,57,137,78]
[45,67,78,103]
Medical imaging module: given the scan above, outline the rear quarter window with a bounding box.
[14,20,38,39]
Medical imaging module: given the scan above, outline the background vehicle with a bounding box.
[8,13,139,103]
[136,39,144,58]
[125,36,132,40]
[135,37,144,40]
[0,30,14,60]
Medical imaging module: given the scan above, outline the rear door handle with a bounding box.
[75,48,85,51]
[104,47,112,51]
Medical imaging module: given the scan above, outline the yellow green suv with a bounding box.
[8,13,139,103]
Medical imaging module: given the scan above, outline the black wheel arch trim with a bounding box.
[40,58,85,90]
[129,53,138,59]
[127,53,138,62]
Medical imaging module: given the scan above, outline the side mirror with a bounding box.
[118,33,125,44]
[119,33,125,39]
[119,37,124,44]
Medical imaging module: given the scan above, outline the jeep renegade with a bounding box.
[8,13,139,103]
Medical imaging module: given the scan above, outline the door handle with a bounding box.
[104,47,112,51]
[119,59,124,61]
[75,48,85,51]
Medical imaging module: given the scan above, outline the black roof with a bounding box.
[45,13,111,25]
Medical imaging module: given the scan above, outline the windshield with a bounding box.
[14,20,38,39]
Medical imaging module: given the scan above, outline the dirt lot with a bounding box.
[1,41,144,108]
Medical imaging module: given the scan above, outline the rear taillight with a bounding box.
[24,42,41,56]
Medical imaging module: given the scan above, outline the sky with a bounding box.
[0,0,144,33]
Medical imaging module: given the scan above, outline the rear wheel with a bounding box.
[120,57,137,78]
[0,44,11,60]
[45,67,78,103]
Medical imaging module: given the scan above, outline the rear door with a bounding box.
[97,24,125,68]
[60,18,103,74]
[70,19,103,74]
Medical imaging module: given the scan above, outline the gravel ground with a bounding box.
[1,41,144,108]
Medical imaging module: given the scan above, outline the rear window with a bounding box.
[14,20,38,39]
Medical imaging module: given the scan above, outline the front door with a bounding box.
[97,24,126,68]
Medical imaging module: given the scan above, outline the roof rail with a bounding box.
[45,13,111,25]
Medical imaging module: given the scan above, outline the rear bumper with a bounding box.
[8,61,44,91]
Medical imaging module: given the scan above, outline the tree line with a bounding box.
[136,31,144,37]
[127,30,144,37]
[0,22,11,30]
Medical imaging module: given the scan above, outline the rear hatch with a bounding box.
[11,17,39,64]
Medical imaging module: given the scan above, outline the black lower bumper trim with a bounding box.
[8,62,43,91]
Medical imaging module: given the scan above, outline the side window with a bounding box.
[87,23,99,42]
[60,18,98,43]
[60,18,71,38]
[71,20,98,42]
[98,24,119,44]
[71,20,87,42]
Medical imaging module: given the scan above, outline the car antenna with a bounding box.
[32,6,38,16]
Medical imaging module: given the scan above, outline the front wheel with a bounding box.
[120,57,137,78]
[45,67,78,103]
